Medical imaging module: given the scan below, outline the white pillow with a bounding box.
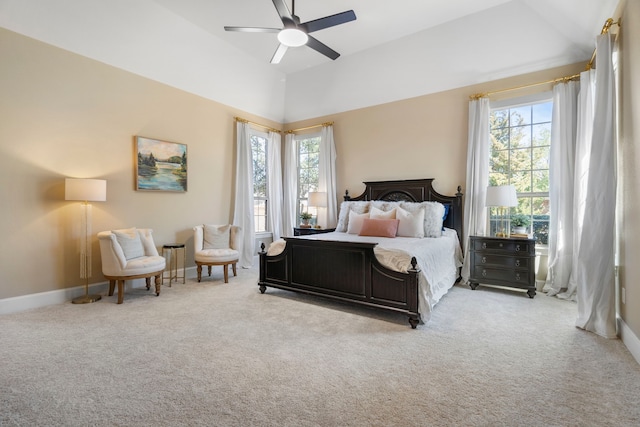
[399,201,445,237]
[113,228,145,260]
[347,211,369,234]
[203,224,230,249]
[369,206,396,220]
[336,201,369,232]
[396,207,425,238]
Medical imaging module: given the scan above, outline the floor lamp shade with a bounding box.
[65,178,107,202]
[65,178,107,304]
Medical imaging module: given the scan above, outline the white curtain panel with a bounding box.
[233,121,255,268]
[282,133,297,236]
[575,33,617,338]
[460,97,490,283]
[545,80,579,297]
[560,69,596,300]
[266,131,283,241]
[319,125,338,228]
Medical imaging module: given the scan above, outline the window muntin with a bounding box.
[251,132,267,233]
[490,99,552,244]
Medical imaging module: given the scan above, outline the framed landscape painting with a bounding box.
[135,136,187,192]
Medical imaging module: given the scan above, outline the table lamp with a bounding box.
[307,191,327,227]
[485,185,517,238]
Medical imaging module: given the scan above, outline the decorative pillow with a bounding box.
[369,206,396,220]
[358,218,399,238]
[113,228,145,260]
[396,207,425,238]
[203,224,230,249]
[442,204,451,231]
[336,201,370,232]
[347,211,369,234]
[399,201,445,238]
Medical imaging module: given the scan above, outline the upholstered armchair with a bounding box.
[193,224,242,283]
[97,228,166,304]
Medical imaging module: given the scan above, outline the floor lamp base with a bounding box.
[72,294,102,304]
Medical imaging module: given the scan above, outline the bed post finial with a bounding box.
[344,189,351,201]
[260,242,265,253]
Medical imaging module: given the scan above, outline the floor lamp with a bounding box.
[485,185,517,238]
[308,191,327,227]
[65,178,107,304]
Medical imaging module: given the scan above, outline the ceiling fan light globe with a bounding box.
[278,28,308,47]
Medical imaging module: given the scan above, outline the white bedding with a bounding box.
[267,228,463,323]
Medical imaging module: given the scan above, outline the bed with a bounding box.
[258,178,464,328]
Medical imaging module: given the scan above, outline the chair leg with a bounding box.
[223,264,229,283]
[117,280,125,304]
[207,266,212,277]
[108,280,115,296]
[232,263,237,277]
[155,274,161,296]
[145,277,151,290]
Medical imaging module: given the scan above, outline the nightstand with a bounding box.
[293,227,336,236]
[468,235,536,298]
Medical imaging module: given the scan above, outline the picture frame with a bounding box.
[135,136,187,192]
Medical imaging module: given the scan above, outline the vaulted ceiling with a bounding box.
[0,0,620,122]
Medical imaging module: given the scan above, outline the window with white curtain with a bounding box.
[250,130,268,232]
[489,94,553,244]
[296,133,321,224]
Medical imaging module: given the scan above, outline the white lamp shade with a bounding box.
[308,191,327,207]
[485,185,517,207]
[277,28,308,47]
[65,178,107,202]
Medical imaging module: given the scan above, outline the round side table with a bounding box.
[162,243,185,287]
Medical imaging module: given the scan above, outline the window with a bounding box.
[296,134,321,225]
[489,98,552,244]
[251,131,268,232]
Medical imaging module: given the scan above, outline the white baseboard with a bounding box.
[618,316,640,365]
[0,267,198,316]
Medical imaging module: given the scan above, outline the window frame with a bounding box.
[250,129,269,233]
[489,92,553,245]
[294,132,321,225]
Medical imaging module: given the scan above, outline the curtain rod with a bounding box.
[469,17,620,101]
[234,117,281,134]
[285,121,334,134]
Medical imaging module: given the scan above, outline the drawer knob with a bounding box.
[515,260,520,267]
[482,242,487,249]
[515,273,521,281]
[499,243,503,248]
[482,270,487,277]
[481,256,486,264]
[516,245,521,252]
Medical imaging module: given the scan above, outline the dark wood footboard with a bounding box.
[259,237,421,328]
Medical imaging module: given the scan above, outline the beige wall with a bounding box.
[618,0,640,334]
[0,28,281,299]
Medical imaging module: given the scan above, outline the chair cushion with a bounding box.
[203,224,230,249]
[122,255,165,276]
[112,228,145,260]
[195,248,239,263]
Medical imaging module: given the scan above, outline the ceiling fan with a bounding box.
[224,0,356,64]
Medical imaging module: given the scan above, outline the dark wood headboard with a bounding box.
[344,178,463,241]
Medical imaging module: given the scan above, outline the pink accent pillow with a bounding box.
[358,218,399,238]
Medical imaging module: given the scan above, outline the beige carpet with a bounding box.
[1,266,639,426]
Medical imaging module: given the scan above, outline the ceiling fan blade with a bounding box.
[271,44,289,64]
[302,10,356,33]
[224,26,280,33]
[306,35,340,60]
[271,0,293,23]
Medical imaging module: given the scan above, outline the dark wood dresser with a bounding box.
[293,227,336,236]
[469,235,537,298]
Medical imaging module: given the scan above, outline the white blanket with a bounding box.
[267,228,463,322]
